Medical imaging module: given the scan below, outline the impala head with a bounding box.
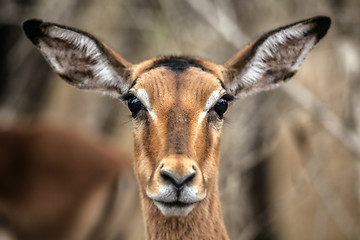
[23,17,330,218]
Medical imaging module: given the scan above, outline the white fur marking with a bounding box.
[136,89,157,120]
[147,184,204,217]
[198,90,221,123]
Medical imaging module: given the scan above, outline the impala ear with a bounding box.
[223,16,331,96]
[23,19,132,96]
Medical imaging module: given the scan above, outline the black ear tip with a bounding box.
[22,19,44,44]
[314,16,331,28]
[311,16,331,41]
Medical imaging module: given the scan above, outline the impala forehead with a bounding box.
[130,67,226,113]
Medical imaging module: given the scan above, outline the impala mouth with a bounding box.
[153,200,198,217]
[155,200,196,208]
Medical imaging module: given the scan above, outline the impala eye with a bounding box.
[212,94,235,118]
[213,98,228,117]
[128,97,143,115]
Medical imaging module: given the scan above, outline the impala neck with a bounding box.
[140,181,229,240]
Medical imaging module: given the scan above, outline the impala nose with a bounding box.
[160,169,195,189]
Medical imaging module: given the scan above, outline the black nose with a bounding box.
[160,169,195,189]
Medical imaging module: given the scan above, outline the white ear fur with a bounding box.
[23,19,131,96]
[224,16,331,96]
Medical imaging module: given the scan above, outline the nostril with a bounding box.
[160,169,195,189]
[180,172,195,187]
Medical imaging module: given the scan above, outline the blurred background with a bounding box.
[0,0,359,239]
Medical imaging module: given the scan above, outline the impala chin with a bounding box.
[154,201,197,217]
[147,186,206,217]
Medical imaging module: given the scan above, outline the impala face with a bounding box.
[22,17,330,219]
[126,58,232,216]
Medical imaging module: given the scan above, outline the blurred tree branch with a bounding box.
[284,81,360,160]
[185,0,249,48]
[302,147,360,239]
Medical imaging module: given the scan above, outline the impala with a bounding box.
[0,125,133,240]
[22,16,330,239]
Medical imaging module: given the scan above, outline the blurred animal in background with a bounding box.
[0,125,140,240]
[1,16,330,240]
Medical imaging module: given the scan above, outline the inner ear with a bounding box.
[23,19,133,96]
[223,16,331,96]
